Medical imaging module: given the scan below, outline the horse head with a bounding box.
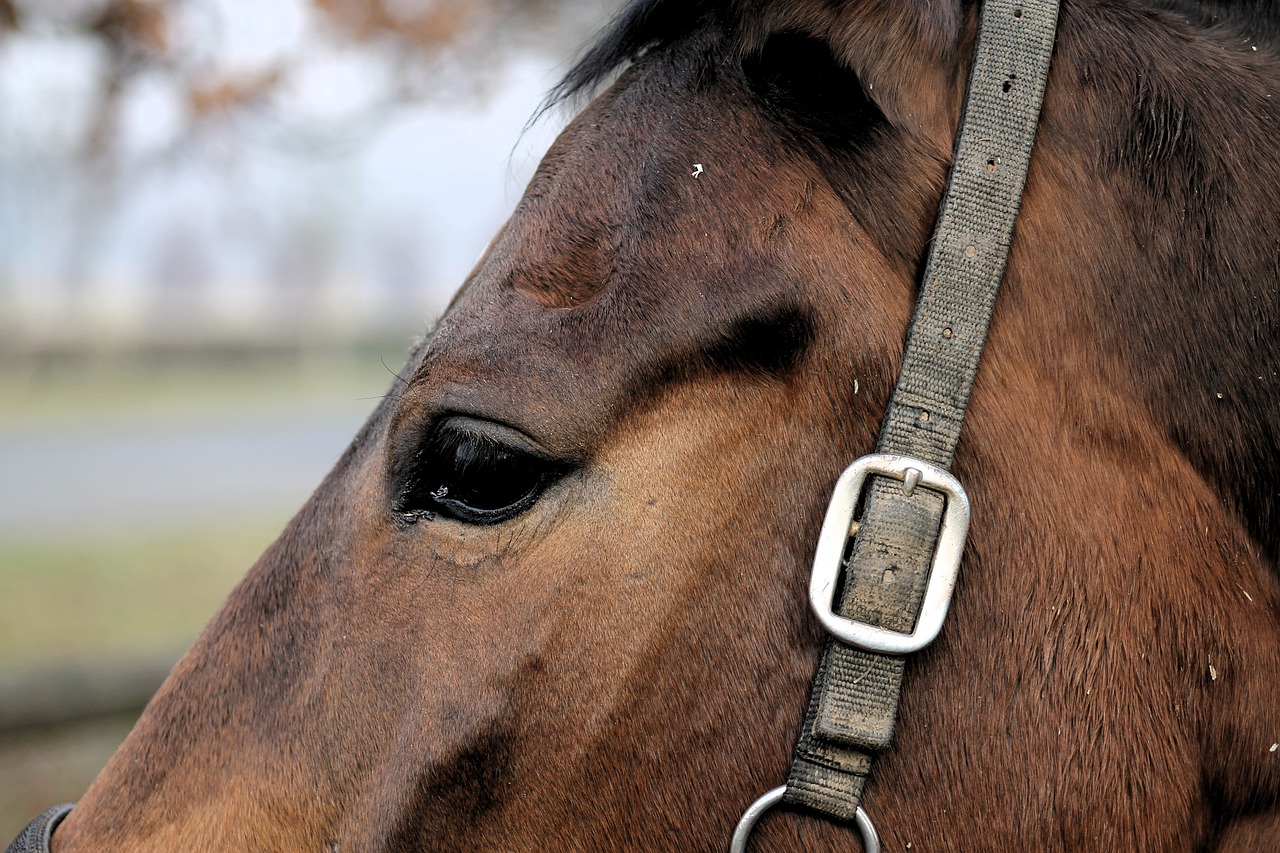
[40,0,1280,850]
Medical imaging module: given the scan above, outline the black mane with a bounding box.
[549,0,723,106]
[553,0,1280,109]
[1149,0,1280,45]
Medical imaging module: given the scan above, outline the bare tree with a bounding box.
[1,0,613,348]
[6,0,600,164]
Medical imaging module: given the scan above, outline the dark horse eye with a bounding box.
[393,420,568,525]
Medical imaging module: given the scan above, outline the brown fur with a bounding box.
[51,0,1279,850]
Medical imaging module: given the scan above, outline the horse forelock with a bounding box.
[557,0,1280,105]
[552,0,973,139]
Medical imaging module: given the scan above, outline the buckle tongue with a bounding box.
[808,454,970,655]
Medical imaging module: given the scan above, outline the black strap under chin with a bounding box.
[5,805,73,853]
[783,0,1060,823]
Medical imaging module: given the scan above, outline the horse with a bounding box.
[23,0,1280,849]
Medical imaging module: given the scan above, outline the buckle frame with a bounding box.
[808,453,971,655]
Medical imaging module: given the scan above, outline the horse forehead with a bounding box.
[489,83,794,301]
[412,72,842,443]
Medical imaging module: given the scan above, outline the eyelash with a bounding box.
[393,424,569,526]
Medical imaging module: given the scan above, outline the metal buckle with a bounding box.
[808,453,970,655]
[729,786,880,853]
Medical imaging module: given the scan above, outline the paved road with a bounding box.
[0,400,373,539]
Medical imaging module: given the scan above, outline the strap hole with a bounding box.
[1014,7,1024,17]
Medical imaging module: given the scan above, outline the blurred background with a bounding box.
[0,0,619,837]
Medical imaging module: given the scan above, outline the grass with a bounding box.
[0,518,286,669]
[0,344,407,425]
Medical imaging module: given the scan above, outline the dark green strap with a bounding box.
[784,0,1060,821]
[5,805,73,853]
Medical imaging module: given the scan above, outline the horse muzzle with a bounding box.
[5,805,73,853]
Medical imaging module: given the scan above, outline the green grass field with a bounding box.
[0,345,404,424]
[0,519,284,669]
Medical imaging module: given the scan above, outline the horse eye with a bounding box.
[393,423,567,525]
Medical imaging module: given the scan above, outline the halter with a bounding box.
[732,0,1059,849]
[4,3,1060,852]
[5,805,71,853]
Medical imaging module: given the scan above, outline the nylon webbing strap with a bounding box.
[4,805,73,853]
[783,0,1060,821]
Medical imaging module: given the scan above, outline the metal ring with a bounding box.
[729,786,880,853]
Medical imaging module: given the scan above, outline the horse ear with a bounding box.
[734,0,969,146]
[741,30,888,152]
